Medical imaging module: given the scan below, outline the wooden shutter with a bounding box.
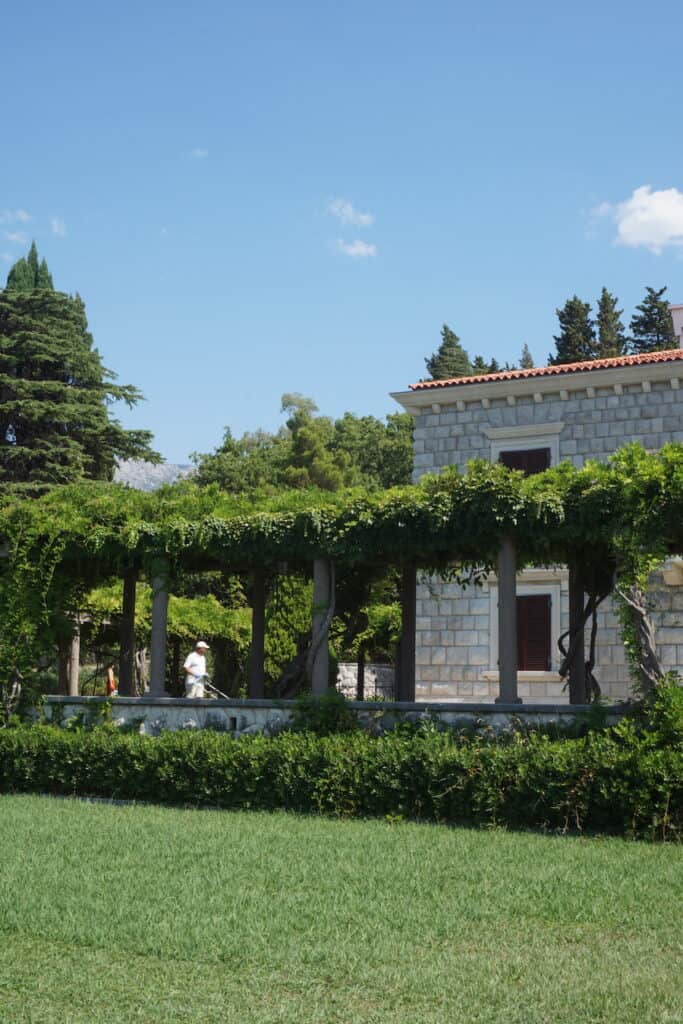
[500,448,551,475]
[517,594,551,671]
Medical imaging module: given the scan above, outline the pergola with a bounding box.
[2,443,681,707]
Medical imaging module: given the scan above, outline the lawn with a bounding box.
[0,796,681,1024]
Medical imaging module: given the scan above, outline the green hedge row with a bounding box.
[0,725,681,839]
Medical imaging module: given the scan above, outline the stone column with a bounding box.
[149,572,169,697]
[118,568,137,696]
[495,537,520,703]
[248,570,266,698]
[311,558,332,694]
[68,621,81,697]
[396,564,417,702]
[568,561,587,704]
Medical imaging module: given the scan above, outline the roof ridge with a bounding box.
[409,349,683,390]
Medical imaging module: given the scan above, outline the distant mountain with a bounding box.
[114,460,195,492]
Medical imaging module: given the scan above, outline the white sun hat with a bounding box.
[195,640,210,650]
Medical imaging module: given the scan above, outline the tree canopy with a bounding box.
[549,296,596,365]
[425,325,472,379]
[193,394,414,492]
[5,241,53,292]
[596,288,626,358]
[0,246,159,484]
[630,286,676,354]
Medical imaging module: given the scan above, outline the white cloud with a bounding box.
[0,208,31,225]
[336,238,377,258]
[595,185,683,253]
[50,217,66,237]
[328,198,374,227]
[190,147,209,159]
[3,230,28,244]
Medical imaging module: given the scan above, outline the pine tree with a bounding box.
[549,296,596,365]
[520,343,534,369]
[0,246,158,484]
[6,241,54,292]
[629,286,676,354]
[595,287,626,358]
[471,355,489,374]
[488,357,501,373]
[424,325,472,380]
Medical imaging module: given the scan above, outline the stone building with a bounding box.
[392,344,683,704]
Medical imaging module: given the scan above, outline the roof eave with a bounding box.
[391,357,683,413]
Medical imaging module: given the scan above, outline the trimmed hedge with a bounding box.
[0,725,681,839]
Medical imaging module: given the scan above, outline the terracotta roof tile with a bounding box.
[409,349,683,390]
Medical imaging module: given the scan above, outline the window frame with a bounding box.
[486,422,563,468]
[488,581,562,676]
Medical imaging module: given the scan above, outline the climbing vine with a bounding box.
[1,443,683,693]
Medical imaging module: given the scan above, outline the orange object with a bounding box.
[106,666,117,696]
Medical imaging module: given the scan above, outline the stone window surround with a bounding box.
[485,421,564,466]
[485,575,564,683]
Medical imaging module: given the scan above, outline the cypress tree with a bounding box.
[629,286,676,354]
[6,241,54,293]
[549,296,596,365]
[0,246,158,484]
[595,288,626,358]
[520,343,534,369]
[424,325,472,380]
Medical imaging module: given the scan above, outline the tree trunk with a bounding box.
[616,584,664,696]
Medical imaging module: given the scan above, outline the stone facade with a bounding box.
[337,662,395,700]
[395,359,683,703]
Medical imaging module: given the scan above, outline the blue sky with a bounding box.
[2,0,682,463]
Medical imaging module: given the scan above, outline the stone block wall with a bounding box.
[337,662,395,699]
[412,380,683,478]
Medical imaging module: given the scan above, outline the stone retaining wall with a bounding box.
[44,695,627,738]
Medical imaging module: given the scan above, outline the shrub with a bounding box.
[639,675,683,747]
[290,689,359,736]
[0,724,680,840]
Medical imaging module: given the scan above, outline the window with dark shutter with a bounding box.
[517,594,551,671]
[499,448,551,475]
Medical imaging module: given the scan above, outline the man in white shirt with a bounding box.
[184,641,210,698]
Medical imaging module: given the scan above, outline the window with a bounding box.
[499,448,551,475]
[517,594,551,671]
[486,423,563,467]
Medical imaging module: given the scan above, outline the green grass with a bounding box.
[0,796,681,1023]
